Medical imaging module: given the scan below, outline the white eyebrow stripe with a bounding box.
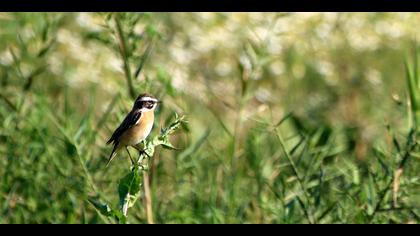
[140,97,158,102]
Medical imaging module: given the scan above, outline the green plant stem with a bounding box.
[114,15,136,99]
[143,171,154,224]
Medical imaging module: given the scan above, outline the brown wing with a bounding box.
[106,110,142,145]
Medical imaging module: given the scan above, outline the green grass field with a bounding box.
[0,12,419,224]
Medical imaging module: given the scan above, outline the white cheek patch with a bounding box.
[140,107,152,112]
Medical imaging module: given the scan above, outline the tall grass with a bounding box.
[0,13,419,224]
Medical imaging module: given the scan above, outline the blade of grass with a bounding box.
[405,56,420,130]
[274,124,315,224]
[134,41,153,80]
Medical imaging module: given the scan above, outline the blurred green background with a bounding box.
[0,12,419,223]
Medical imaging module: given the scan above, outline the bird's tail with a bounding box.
[106,142,119,167]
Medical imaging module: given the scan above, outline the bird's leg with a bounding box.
[125,147,135,166]
[133,143,150,171]
[134,141,150,159]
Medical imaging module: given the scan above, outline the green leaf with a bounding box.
[37,39,56,58]
[155,136,176,149]
[118,166,142,215]
[64,139,77,156]
[161,113,186,136]
[88,198,114,217]
[365,173,377,215]
[88,198,126,223]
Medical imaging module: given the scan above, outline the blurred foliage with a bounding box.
[0,13,419,223]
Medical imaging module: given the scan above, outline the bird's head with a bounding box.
[133,93,160,112]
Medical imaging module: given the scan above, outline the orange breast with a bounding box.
[120,110,154,146]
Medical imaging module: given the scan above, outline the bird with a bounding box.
[106,93,160,167]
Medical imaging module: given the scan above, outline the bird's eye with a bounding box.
[145,101,154,109]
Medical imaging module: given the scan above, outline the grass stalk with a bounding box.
[114,15,136,99]
[274,127,316,224]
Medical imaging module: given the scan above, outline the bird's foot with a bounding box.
[138,149,150,158]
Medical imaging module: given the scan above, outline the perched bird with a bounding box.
[106,93,160,166]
